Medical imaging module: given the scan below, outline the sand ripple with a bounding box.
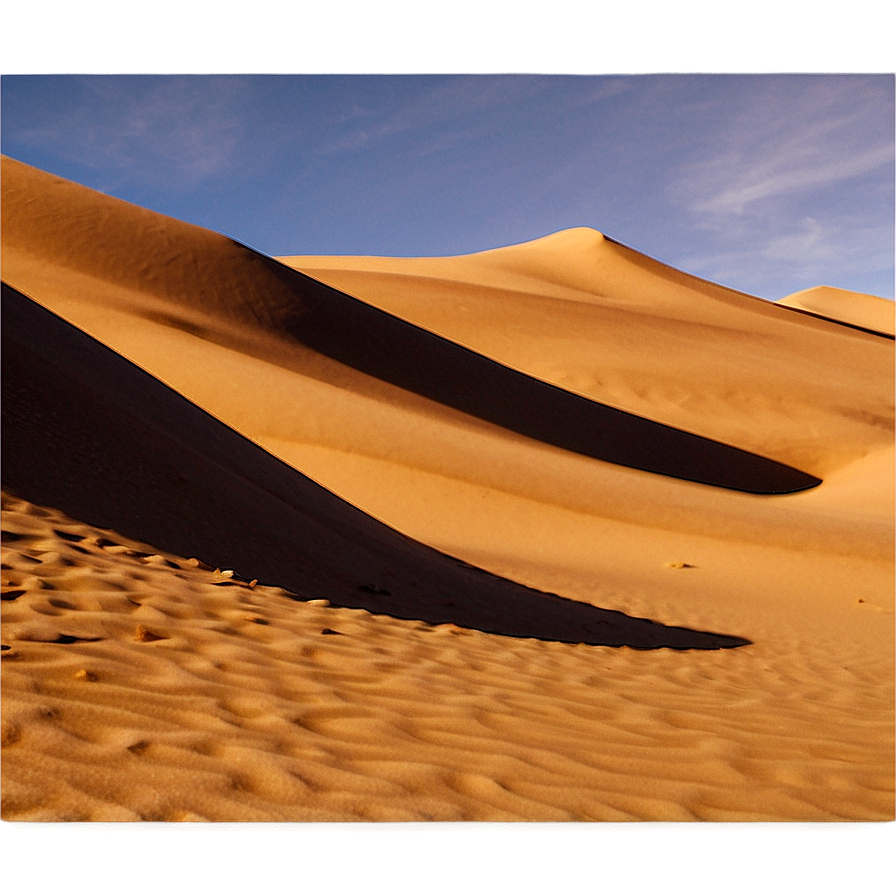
[3,496,891,821]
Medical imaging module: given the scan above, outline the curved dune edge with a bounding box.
[278,230,891,488]
[1,283,748,651]
[0,157,820,495]
[778,286,895,338]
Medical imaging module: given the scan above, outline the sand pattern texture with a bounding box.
[2,156,893,821]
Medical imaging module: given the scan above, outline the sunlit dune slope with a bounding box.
[2,157,892,593]
[778,285,895,337]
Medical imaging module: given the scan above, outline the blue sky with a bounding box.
[2,73,893,300]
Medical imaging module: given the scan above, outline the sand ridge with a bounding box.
[2,156,893,821]
[0,159,819,494]
[3,158,889,558]
[280,234,893,481]
[778,285,895,337]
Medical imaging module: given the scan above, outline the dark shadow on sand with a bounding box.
[253,251,821,495]
[2,283,749,650]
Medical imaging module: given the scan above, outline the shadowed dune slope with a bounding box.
[0,157,818,494]
[1,283,748,650]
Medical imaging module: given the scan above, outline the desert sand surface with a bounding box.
[2,156,893,821]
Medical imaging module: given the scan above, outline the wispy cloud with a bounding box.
[681,216,895,298]
[311,76,536,157]
[673,76,893,223]
[691,143,893,218]
[667,76,894,296]
[6,75,253,192]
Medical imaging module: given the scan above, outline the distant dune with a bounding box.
[2,156,893,821]
[778,285,895,337]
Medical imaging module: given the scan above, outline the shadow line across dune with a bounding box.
[0,157,820,495]
[238,247,821,494]
[2,283,750,650]
[245,250,822,496]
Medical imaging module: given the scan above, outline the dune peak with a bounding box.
[472,225,608,260]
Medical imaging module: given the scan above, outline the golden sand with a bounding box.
[2,156,893,821]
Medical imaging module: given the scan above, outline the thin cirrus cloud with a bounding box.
[686,144,893,217]
[689,142,893,219]
[3,75,252,193]
[675,76,892,207]
[666,76,894,298]
[309,78,503,158]
[104,79,250,185]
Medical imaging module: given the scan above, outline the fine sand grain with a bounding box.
[2,156,893,821]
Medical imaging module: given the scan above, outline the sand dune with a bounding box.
[2,156,893,821]
[0,159,817,495]
[2,282,741,650]
[778,285,896,337]
[280,229,893,480]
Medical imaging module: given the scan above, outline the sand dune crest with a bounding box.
[778,285,895,337]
